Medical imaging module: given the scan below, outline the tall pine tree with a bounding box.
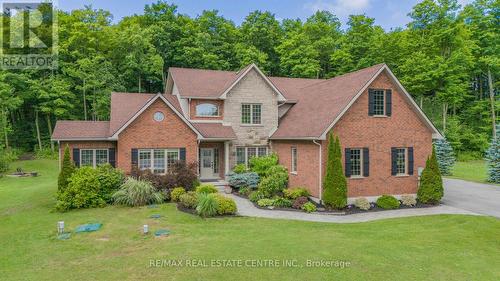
[417,147,443,204]
[322,133,347,209]
[58,145,75,192]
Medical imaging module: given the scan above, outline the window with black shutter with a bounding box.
[346,148,368,178]
[368,88,392,117]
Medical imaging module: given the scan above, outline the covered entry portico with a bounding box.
[198,141,230,181]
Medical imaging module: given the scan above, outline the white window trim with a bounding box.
[80,149,109,168]
[291,147,297,174]
[236,146,268,167]
[349,148,364,178]
[395,148,408,176]
[372,89,387,117]
[138,148,180,174]
[195,103,220,117]
[241,103,262,125]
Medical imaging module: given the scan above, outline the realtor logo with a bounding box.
[0,0,58,69]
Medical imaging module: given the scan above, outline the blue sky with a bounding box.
[59,0,474,30]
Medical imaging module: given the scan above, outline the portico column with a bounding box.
[224,141,230,180]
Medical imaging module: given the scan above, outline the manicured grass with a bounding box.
[1,160,500,280]
[448,160,491,184]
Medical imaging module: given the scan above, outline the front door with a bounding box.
[200,148,214,179]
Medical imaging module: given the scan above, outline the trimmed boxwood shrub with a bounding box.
[196,193,218,217]
[292,196,308,209]
[215,194,237,215]
[171,187,186,202]
[196,184,218,194]
[376,195,400,210]
[179,191,198,209]
[112,177,164,207]
[283,187,310,200]
[301,202,317,213]
[228,172,260,189]
[273,197,292,208]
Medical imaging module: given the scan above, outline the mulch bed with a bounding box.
[232,191,439,216]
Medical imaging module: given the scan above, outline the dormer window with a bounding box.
[196,103,219,117]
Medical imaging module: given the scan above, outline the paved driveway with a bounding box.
[443,178,500,218]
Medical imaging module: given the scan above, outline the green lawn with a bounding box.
[448,160,491,184]
[1,160,500,281]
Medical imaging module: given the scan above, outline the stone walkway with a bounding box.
[226,194,480,223]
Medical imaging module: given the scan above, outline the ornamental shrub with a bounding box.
[179,191,198,209]
[228,172,260,189]
[56,167,104,211]
[283,187,310,200]
[112,177,164,207]
[248,190,266,202]
[273,197,292,208]
[434,138,455,175]
[257,198,275,207]
[301,202,317,213]
[354,197,370,210]
[57,145,75,192]
[132,161,199,191]
[232,164,247,174]
[171,187,186,202]
[96,164,125,203]
[214,194,237,215]
[401,194,417,207]
[196,184,218,194]
[238,186,251,196]
[196,193,218,217]
[249,153,279,177]
[322,134,347,209]
[292,196,309,209]
[485,137,500,184]
[376,195,400,210]
[417,148,444,204]
[257,165,288,197]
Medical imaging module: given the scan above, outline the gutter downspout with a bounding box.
[197,139,201,177]
[313,140,322,203]
[58,141,61,171]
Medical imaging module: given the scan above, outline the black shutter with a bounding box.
[391,148,397,175]
[408,147,414,175]
[108,148,116,168]
[363,148,369,177]
[73,148,80,167]
[386,89,392,116]
[368,89,375,116]
[179,148,186,162]
[344,148,351,177]
[131,149,138,168]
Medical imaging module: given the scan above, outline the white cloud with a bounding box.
[305,0,371,17]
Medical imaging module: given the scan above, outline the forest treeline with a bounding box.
[0,0,497,157]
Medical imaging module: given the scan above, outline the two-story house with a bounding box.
[52,63,442,201]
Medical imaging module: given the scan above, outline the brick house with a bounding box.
[52,63,442,202]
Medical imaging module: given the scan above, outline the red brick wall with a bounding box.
[273,70,433,198]
[59,141,116,164]
[272,140,321,197]
[199,142,225,178]
[116,99,199,174]
[189,99,224,120]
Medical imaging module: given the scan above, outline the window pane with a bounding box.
[396,148,406,174]
[153,149,165,174]
[139,150,151,170]
[350,149,361,176]
[291,147,297,173]
[373,90,385,115]
[81,150,94,167]
[257,147,267,157]
[167,149,179,170]
[247,147,257,161]
[241,104,251,124]
[196,103,219,116]
[252,104,261,124]
[236,147,246,165]
[95,149,108,166]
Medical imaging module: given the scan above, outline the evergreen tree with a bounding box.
[58,145,75,192]
[434,138,456,175]
[322,133,347,209]
[485,137,500,184]
[417,147,444,204]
